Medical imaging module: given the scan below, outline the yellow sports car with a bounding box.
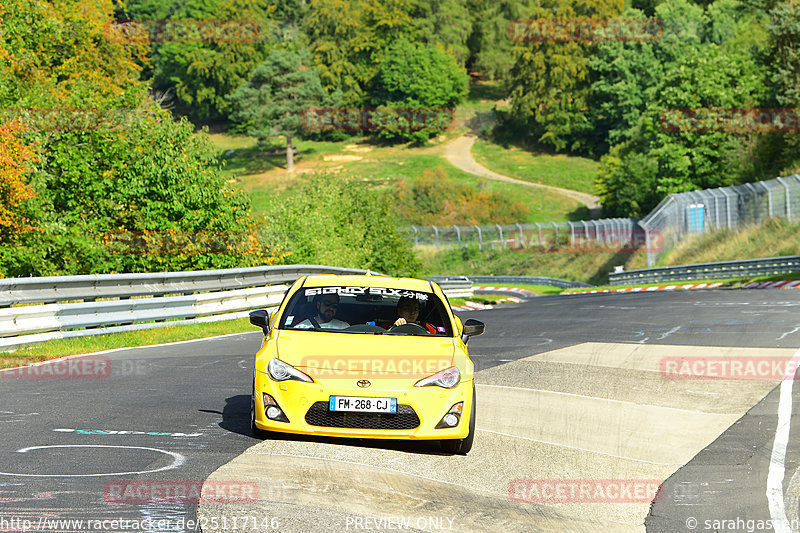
[248,274,485,454]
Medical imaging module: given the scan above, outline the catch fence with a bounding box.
[401,174,800,267]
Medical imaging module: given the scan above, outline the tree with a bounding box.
[0,120,36,245]
[595,1,769,216]
[368,39,468,142]
[303,0,413,105]
[584,9,664,156]
[228,47,326,171]
[506,0,626,153]
[408,0,473,67]
[0,0,281,276]
[149,0,274,122]
[264,173,421,277]
[592,0,777,217]
[0,0,147,109]
[764,0,800,175]
[465,0,528,79]
[120,0,178,20]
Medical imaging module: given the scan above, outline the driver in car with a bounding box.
[385,296,437,334]
[295,293,350,330]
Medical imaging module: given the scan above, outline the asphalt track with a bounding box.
[0,289,799,532]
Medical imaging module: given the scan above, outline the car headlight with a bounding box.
[268,358,313,383]
[414,366,460,389]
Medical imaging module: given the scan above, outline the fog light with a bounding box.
[261,393,289,422]
[435,402,464,429]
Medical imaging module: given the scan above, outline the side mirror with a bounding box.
[249,309,270,334]
[461,318,485,344]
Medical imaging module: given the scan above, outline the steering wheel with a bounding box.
[389,322,429,335]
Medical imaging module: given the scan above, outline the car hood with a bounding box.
[275,330,455,377]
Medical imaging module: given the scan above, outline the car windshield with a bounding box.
[277,285,453,336]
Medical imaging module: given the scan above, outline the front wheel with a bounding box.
[441,386,475,455]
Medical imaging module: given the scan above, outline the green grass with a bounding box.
[485,283,565,296]
[471,137,600,195]
[626,218,800,270]
[207,133,590,223]
[204,79,597,225]
[345,154,590,223]
[419,218,800,286]
[449,293,520,306]
[455,80,508,122]
[420,245,637,286]
[0,318,257,369]
[213,133,345,178]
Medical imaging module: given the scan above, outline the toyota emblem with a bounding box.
[357,379,371,388]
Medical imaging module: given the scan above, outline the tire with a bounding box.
[441,386,476,455]
[251,376,270,439]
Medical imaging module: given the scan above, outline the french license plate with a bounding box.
[329,396,397,413]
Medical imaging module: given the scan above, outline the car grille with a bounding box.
[304,402,420,430]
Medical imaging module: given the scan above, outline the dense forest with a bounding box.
[0,0,797,277]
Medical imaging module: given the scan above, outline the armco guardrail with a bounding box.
[0,265,377,306]
[429,276,474,298]
[466,275,592,289]
[0,266,474,351]
[430,275,591,289]
[0,286,288,338]
[608,255,800,285]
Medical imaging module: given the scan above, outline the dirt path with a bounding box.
[442,112,602,217]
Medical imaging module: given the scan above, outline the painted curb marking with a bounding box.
[0,445,185,477]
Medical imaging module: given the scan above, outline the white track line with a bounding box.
[0,331,256,374]
[767,347,800,533]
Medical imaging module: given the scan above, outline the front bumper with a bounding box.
[253,370,473,440]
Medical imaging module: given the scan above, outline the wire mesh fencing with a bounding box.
[400,219,648,253]
[400,174,800,268]
[639,174,800,266]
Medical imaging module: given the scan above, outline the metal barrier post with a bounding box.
[778,177,792,222]
[453,225,461,248]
